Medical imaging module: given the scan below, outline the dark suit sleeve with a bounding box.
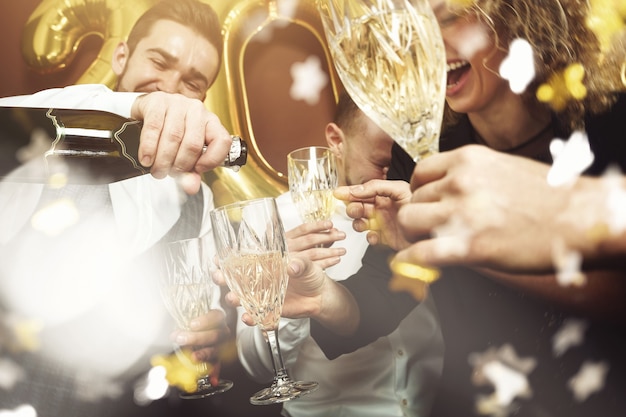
[310,244,419,359]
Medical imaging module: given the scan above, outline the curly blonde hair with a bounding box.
[447,0,624,130]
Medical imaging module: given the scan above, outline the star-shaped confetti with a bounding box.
[0,357,26,390]
[290,55,329,106]
[602,166,626,235]
[551,238,586,287]
[587,0,626,52]
[389,257,440,301]
[1,314,43,353]
[16,128,53,163]
[499,38,535,94]
[30,197,80,236]
[547,130,594,187]
[568,360,610,402]
[0,404,37,417]
[552,318,588,356]
[73,371,124,402]
[432,213,474,258]
[469,344,537,412]
[536,63,587,111]
[133,366,170,406]
[151,348,211,394]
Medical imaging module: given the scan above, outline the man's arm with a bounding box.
[1,85,232,194]
[281,246,418,360]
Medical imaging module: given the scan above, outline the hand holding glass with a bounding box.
[159,235,234,399]
[211,197,318,405]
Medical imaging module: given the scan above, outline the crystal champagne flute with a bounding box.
[159,235,234,399]
[210,197,319,405]
[287,146,338,224]
[318,0,447,282]
[318,0,446,161]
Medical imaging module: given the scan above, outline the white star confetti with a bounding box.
[432,213,474,258]
[246,0,299,43]
[133,366,170,406]
[499,38,536,94]
[0,357,26,390]
[552,318,588,356]
[16,128,52,163]
[602,166,626,235]
[551,238,586,287]
[73,371,124,402]
[0,404,37,417]
[482,361,532,406]
[568,360,609,402]
[547,130,594,187]
[30,197,80,236]
[456,20,489,61]
[290,55,329,105]
[469,344,537,414]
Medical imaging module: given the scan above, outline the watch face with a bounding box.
[0,107,146,184]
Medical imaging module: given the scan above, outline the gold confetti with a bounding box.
[537,63,587,111]
[151,348,211,393]
[389,258,441,301]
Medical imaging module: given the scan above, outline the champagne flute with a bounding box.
[287,146,338,224]
[159,235,234,399]
[318,0,446,282]
[317,0,446,162]
[210,197,319,405]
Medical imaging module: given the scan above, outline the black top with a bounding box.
[311,94,626,417]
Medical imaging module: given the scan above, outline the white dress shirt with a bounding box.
[236,192,444,417]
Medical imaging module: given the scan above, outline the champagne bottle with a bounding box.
[0,107,247,184]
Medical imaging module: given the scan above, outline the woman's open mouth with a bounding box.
[446,60,470,90]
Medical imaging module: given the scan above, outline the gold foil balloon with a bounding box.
[21,0,155,87]
[20,0,341,206]
[205,0,342,206]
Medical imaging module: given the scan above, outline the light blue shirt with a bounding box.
[236,192,444,417]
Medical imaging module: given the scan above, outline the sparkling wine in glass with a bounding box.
[210,197,319,405]
[287,146,338,223]
[318,0,446,283]
[318,0,447,162]
[160,235,234,399]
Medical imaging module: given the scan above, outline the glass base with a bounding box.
[250,378,318,405]
[179,378,234,399]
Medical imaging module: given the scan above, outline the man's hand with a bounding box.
[130,92,232,194]
[170,309,231,363]
[213,256,359,336]
[286,220,346,270]
[396,145,573,272]
[334,179,412,250]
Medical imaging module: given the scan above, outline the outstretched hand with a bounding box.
[396,145,574,272]
[131,92,233,194]
[334,179,412,250]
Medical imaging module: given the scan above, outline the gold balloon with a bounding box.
[205,0,342,206]
[20,0,342,207]
[21,0,155,87]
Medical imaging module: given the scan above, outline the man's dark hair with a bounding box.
[332,91,362,135]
